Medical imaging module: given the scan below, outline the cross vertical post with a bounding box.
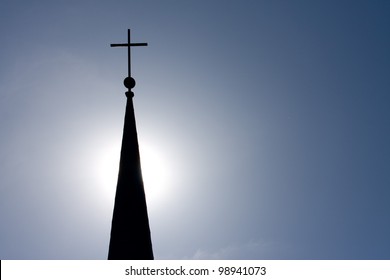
[127,29,131,77]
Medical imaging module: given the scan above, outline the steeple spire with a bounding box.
[108,29,153,260]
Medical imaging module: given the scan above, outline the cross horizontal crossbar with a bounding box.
[111,43,148,47]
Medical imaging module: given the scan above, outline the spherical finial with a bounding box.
[124,77,136,89]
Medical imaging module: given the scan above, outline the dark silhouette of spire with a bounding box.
[108,29,153,260]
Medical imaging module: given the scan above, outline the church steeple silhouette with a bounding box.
[108,29,153,260]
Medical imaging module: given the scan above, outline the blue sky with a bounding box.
[0,0,389,259]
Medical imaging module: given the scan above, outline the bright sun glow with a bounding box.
[95,143,120,201]
[95,141,171,207]
[139,144,171,203]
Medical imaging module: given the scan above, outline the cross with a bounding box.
[111,29,148,78]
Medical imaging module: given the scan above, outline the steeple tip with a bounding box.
[124,77,136,98]
[124,76,136,89]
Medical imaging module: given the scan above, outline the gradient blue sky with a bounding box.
[1,0,389,259]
